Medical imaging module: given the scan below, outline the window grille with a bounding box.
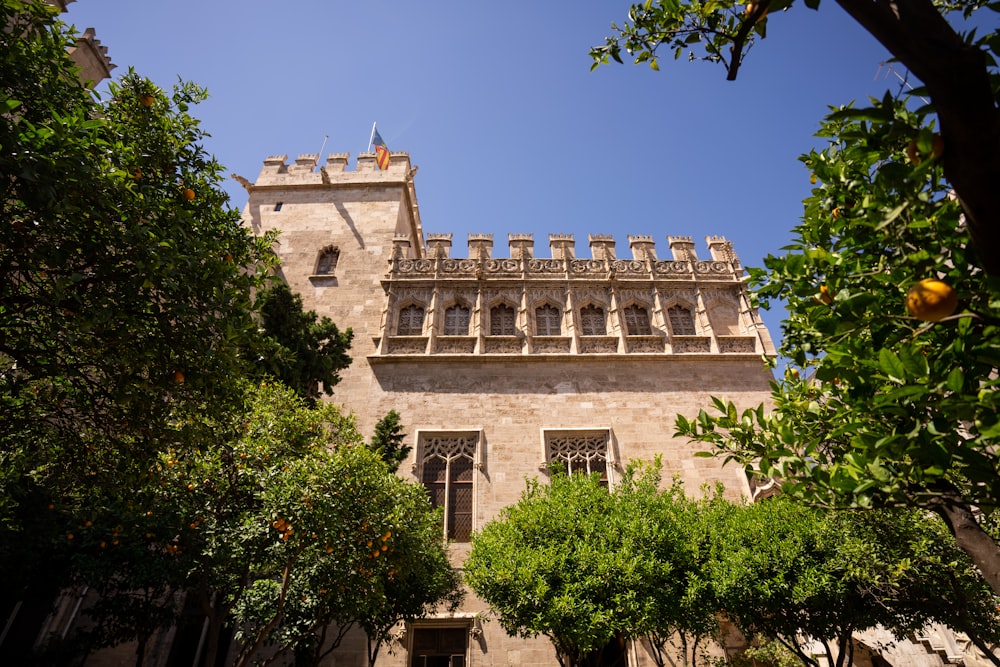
[535,304,561,336]
[443,305,471,336]
[398,305,425,336]
[580,305,606,336]
[419,433,477,542]
[490,304,516,336]
[668,305,696,336]
[623,305,652,336]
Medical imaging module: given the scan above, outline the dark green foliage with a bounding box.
[0,0,275,599]
[369,410,410,473]
[252,281,353,402]
[467,468,1000,667]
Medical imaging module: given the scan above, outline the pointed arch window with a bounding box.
[580,305,606,336]
[668,305,696,336]
[443,304,471,336]
[397,304,425,336]
[623,304,652,336]
[419,432,478,542]
[315,246,339,275]
[490,304,516,336]
[546,430,610,487]
[535,304,561,336]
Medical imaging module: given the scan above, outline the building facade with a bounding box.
[237,148,778,666]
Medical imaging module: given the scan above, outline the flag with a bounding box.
[372,127,390,170]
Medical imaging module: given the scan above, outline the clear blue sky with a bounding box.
[65,0,901,347]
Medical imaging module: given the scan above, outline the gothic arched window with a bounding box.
[490,304,516,336]
[580,305,606,336]
[668,305,696,336]
[443,304,471,336]
[397,304,425,336]
[623,304,652,336]
[535,304,561,336]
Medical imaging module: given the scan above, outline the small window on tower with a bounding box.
[315,246,340,275]
[274,202,283,212]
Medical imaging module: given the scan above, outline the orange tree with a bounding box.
[595,0,1000,593]
[64,382,459,667]
[465,465,715,667]
[674,92,1000,593]
[591,0,1000,277]
[0,0,275,607]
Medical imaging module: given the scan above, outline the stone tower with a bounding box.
[238,148,778,667]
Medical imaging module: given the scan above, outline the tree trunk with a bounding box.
[835,0,1000,276]
[931,498,1000,596]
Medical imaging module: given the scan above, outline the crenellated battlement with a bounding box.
[405,234,739,265]
[247,151,414,187]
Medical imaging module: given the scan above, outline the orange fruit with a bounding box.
[906,278,957,322]
[139,94,154,107]
[173,370,185,383]
[932,133,944,160]
[817,285,833,305]
[182,188,195,201]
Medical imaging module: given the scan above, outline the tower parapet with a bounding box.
[588,234,617,261]
[468,234,494,260]
[628,235,657,261]
[549,234,575,260]
[508,234,534,260]
[668,236,698,262]
[249,151,414,187]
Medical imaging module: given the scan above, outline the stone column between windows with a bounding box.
[519,283,531,354]
[608,283,625,353]
[565,283,577,354]
[427,284,440,354]
[695,286,718,354]
[651,285,668,343]
[472,280,484,354]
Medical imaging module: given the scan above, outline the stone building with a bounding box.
[237,148,778,666]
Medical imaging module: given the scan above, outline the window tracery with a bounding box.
[667,305,696,336]
[579,305,606,336]
[419,433,478,542]
[546,431,610,487]
[443,304,471,336]
[535,304,561,336]
[489,304,517,336]
[622,304,652,336]
[397,304,425,336]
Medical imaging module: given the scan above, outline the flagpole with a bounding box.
[367,122,376,153]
